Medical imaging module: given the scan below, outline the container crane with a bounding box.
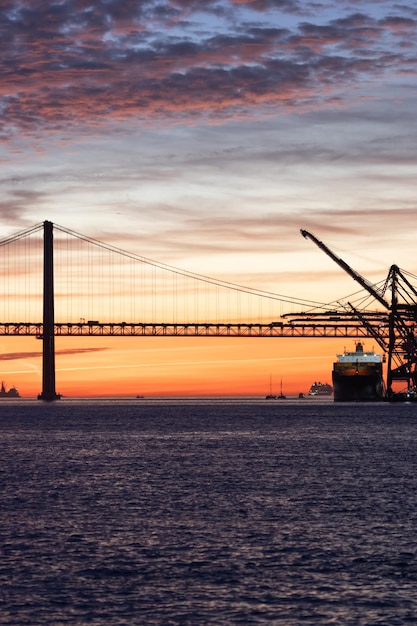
[300,229,390,309]
[300,229,417,398]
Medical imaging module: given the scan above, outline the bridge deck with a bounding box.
[0,322,388,339]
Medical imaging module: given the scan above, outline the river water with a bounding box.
[1,398,417,625]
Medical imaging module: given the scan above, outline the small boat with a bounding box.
[266,376,287,399]
[277,377,286,399]
[265,374,277,399]
[0,381,20,398]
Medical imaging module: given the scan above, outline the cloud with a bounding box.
[1,1,416,139]
[0,347,108,361]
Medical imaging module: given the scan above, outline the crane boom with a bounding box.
[300,229,390,309]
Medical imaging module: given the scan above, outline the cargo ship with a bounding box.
[308,381,333,396]
[332,342,384,402]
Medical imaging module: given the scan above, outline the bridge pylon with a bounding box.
[37,221,61,401]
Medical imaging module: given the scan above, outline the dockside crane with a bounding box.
[300,229,417,398]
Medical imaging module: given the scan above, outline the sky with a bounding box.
[1,0,417,397]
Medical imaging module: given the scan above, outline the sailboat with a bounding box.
[277,377,286,399]
[265,374,277,399]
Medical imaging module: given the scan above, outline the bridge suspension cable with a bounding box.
[52,223,328,311]
[0,221,404,330]
[1,221,332,326]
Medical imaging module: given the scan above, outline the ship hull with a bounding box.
[332,364,383,402]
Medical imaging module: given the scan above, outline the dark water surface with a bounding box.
[1,399,417,625]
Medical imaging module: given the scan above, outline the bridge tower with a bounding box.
[38,221,60,401]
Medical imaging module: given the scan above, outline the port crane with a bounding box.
[296,230,417,398]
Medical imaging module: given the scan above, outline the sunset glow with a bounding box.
[1,1,416,397]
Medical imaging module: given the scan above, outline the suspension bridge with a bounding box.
[0,221,416,400]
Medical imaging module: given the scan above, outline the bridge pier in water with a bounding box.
[38,220,61,401]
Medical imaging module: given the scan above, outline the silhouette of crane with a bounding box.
[299,229,417,398]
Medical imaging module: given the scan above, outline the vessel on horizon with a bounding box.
[308,381,333,396]
[277,376,286,399]
[265,375,286,399]
[0,381,20,398]
[265,374,277,399]
[332,342,384,402]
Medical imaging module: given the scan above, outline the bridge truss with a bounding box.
[0,318,387,339]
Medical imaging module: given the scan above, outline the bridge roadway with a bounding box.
[0,321,389,339]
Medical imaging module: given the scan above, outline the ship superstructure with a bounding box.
[332,342,384,402]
